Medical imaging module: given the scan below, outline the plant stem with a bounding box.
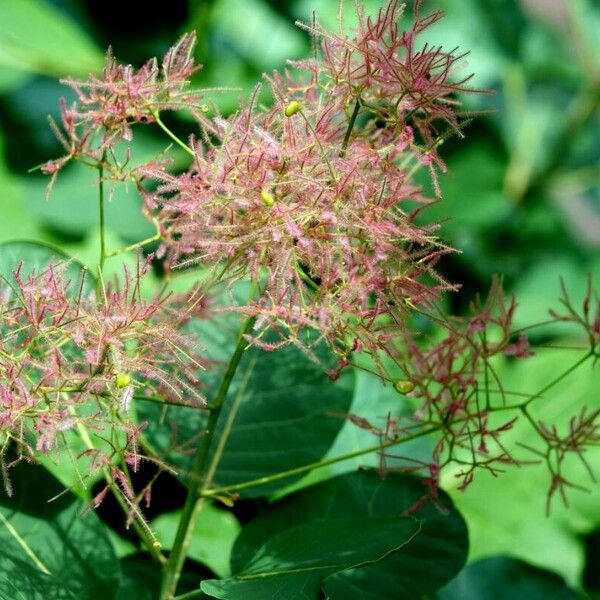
[203,425,439,498]
[298,108,336,182]
[105,218,161,258]
[70,408,165,564]
[339,98,360,157]
[98,152,106,277]
[523,351,593,407]
[159,316,255,600]
[150,109,196,157]
[201,356,257,487]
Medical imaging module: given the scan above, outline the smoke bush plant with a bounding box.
[0,1,598,598]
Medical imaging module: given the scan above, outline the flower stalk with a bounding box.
[159,315,255,600]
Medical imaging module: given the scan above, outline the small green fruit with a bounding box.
[261,190,275,207]
[284,101,301,117]
[394,380,415,394]
[115,372,132,389]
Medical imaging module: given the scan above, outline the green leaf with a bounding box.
[231,471,468,599]
[271,368,433,499]
[437,556,579,599]
[201,516,421,599]
[140,308,355,497]
[0,0,103,77]
[0,461,120,599]
[0,240,92,289]
[153,503,241,577]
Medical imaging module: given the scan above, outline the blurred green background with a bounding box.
[0,0,599,593]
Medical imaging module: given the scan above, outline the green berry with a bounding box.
[115,372,132,389]
[394,380,415,394]
[261,190,275,207]
[284,101,301,117]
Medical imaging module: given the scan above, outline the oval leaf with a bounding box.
[231,470,468,599]
[0,461,120,599]
[0,240,92,288]
[202,516,420,599]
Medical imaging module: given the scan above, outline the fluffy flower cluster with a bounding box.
[141,1,473,359]
[33,0,600,512]
[293,0,476,150]
[0,262,206,482]
[41,32,201,178]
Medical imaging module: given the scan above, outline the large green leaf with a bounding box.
[153,503,241,577]
[231,470,468,599]
[0,0,102,77]
[437,556,579,599]
[270,368,434,500]
[202,516,421,599]
[0,461,120,599]
[140,308,355,497]
[0,240,92,288]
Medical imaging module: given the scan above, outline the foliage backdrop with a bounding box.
[0,0,598,597]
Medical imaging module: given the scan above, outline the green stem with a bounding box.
[150,109,195,157]
[202,351,592,499]
[105,218,161,258]
[523,351,592,407]
[40,387,201,409]
[299,108,336,182]
[203,425,439,498]
[295,263,319,291]
[111,478,166,564]
[202,356,257,488]
[98,152,106,277]
[159,316,255,600]
[70,408,165,564]
[339,98,360,157]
